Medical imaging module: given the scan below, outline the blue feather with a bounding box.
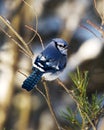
[22,68,43,91]
[22,38,68,91]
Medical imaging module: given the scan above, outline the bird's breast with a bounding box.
[42,71,60,81]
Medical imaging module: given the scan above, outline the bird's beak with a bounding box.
[65,45,70,50]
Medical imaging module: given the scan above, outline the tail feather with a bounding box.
[22,68,43,91]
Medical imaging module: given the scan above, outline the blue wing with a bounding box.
[34,44,67,73]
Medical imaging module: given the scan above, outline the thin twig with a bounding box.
[22,0,38,45]
[25,25,44,50]
[0,16,33,58]
[77,105,85,130]
[57,78,96,130]
[35,86,47,102]
[84,112,96,130]
[18,70,28,78]
[42,80,61,130]
[36,85,66,130]
[18,70,61,130]
[0,25,32,58]
[57,78,76,102]
[80,24,99,38]
[87,20,104,37]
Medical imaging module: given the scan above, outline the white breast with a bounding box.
[42,72,60,81]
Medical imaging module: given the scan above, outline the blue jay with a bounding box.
[22,38,68,91]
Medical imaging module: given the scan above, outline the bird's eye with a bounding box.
[58,44,64,48]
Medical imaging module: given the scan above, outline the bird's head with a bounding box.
[52,38,69,55]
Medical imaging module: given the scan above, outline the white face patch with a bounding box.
[57,45,67,55]
[55,42,68,55]
[57,45,64,50]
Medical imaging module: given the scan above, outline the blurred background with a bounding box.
[0,0,104,130]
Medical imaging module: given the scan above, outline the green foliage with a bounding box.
[62,107,81,130]
[63,68,104,130]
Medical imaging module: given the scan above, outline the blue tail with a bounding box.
[22,68,43,91]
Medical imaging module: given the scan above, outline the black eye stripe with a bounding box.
[54,41,57,46]
[59,45,63,47]
[54,41,66,50]
[58,44,66,48]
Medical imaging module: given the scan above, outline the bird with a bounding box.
[22,38,69,91]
